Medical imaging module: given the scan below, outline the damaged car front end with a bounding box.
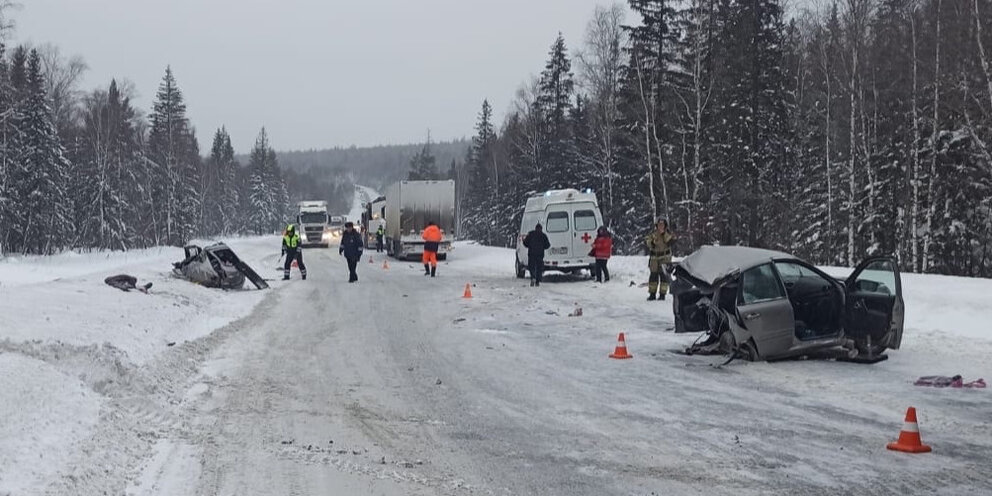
[671,246,904,364]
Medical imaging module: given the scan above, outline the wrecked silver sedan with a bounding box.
[671,246,904,363]
[172,243,269,290]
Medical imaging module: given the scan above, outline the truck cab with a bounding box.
[296,201,332,248]
[515,189,603,278]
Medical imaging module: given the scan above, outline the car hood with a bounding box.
[679,245,792,286]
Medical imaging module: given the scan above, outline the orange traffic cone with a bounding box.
[609,333,633,359]
[463,283,473,299]
[382,260,389,270]
[886,407,932,453]
[291,259,299,268]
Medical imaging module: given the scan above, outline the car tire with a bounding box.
[720,331,758,362]
[515,257,526,279]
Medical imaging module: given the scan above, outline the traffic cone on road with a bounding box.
[462,283,473,299]
[382,260,389,270]
[886,407,932,453]
[609,333,633,359]
[291,259,298,268]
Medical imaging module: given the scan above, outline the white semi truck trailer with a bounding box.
[384,180,455,260]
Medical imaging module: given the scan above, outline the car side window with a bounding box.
[853,259,897,296]
[774,261,812,281]
[740,264,786,305]
[546,211,569,233]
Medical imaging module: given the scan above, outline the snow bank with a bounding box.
[0,353,101,495]
[0,237,278,365]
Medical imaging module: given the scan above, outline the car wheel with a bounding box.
[720,331,758,362]
[515,257,526,279]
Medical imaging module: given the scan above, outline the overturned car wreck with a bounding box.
[172,243,269,290]
[671,246,904,364]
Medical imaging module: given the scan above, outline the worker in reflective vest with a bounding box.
[282,225,307,281]
[422,221,442,277]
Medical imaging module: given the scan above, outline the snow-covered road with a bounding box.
[3,236,991,495]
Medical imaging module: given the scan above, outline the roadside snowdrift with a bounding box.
[0,236,279,494]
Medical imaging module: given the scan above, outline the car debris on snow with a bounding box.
[104,274,153,293]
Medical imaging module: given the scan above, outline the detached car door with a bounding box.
[737,263,796,358]
[844,257,905,350]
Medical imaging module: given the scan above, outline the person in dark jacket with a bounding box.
[589,226,612,283]
[522,223,551,287]
[282,225,307,280]
[339,222,364,282]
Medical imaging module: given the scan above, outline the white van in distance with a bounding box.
[515,189,604,278]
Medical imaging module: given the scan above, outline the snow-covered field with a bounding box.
[2,221,990,494]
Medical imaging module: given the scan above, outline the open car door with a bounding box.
[844,257,904,350]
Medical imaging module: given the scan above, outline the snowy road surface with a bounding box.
[2,240,992,495]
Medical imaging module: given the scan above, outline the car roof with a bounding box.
[680,245,794,286]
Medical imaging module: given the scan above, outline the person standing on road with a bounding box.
[375,225,385,253]
[282,225,307,281]
[645,219,675,300]
[339,222,364,283]
[590,226,612,283]
[523,223,551,287]
[422,221,443,277]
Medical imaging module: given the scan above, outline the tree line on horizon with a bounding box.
[0,5,351,254]
[456,0,992,277]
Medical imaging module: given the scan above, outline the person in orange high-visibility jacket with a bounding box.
[421,221,443,277]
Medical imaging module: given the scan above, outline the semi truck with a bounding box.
[384,180,455,260]
[296,200,332,248]
[361,196,387,249]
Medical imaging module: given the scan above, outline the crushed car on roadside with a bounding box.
[670,246,904,364]
[172,243,269,290]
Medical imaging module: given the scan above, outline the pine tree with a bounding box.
[708,0,793,248]
[462,100,498,244]
[148,66,199,246]
[407,137,439,180]
[204,127,241,236]
[13,49,73,254]
[247,127,286,234]
[534,33,576,185]
[75,79,144,250]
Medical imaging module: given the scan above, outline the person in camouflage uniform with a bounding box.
[645,219,675,301]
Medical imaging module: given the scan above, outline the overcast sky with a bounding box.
[13,0,625,153]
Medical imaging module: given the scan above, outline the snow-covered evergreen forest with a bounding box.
[0,5,332,254]
[456,0,992,277]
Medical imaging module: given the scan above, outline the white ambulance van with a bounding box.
[515,189,603,278]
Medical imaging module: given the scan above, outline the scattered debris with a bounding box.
[104,274,152,293]
[568,307,583,317]
[453,318,467,323]
[435,378,443,385]
[166,342,176,347]
[915,375,986,388]
[281,439,294,445]
[380,456,386,465]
